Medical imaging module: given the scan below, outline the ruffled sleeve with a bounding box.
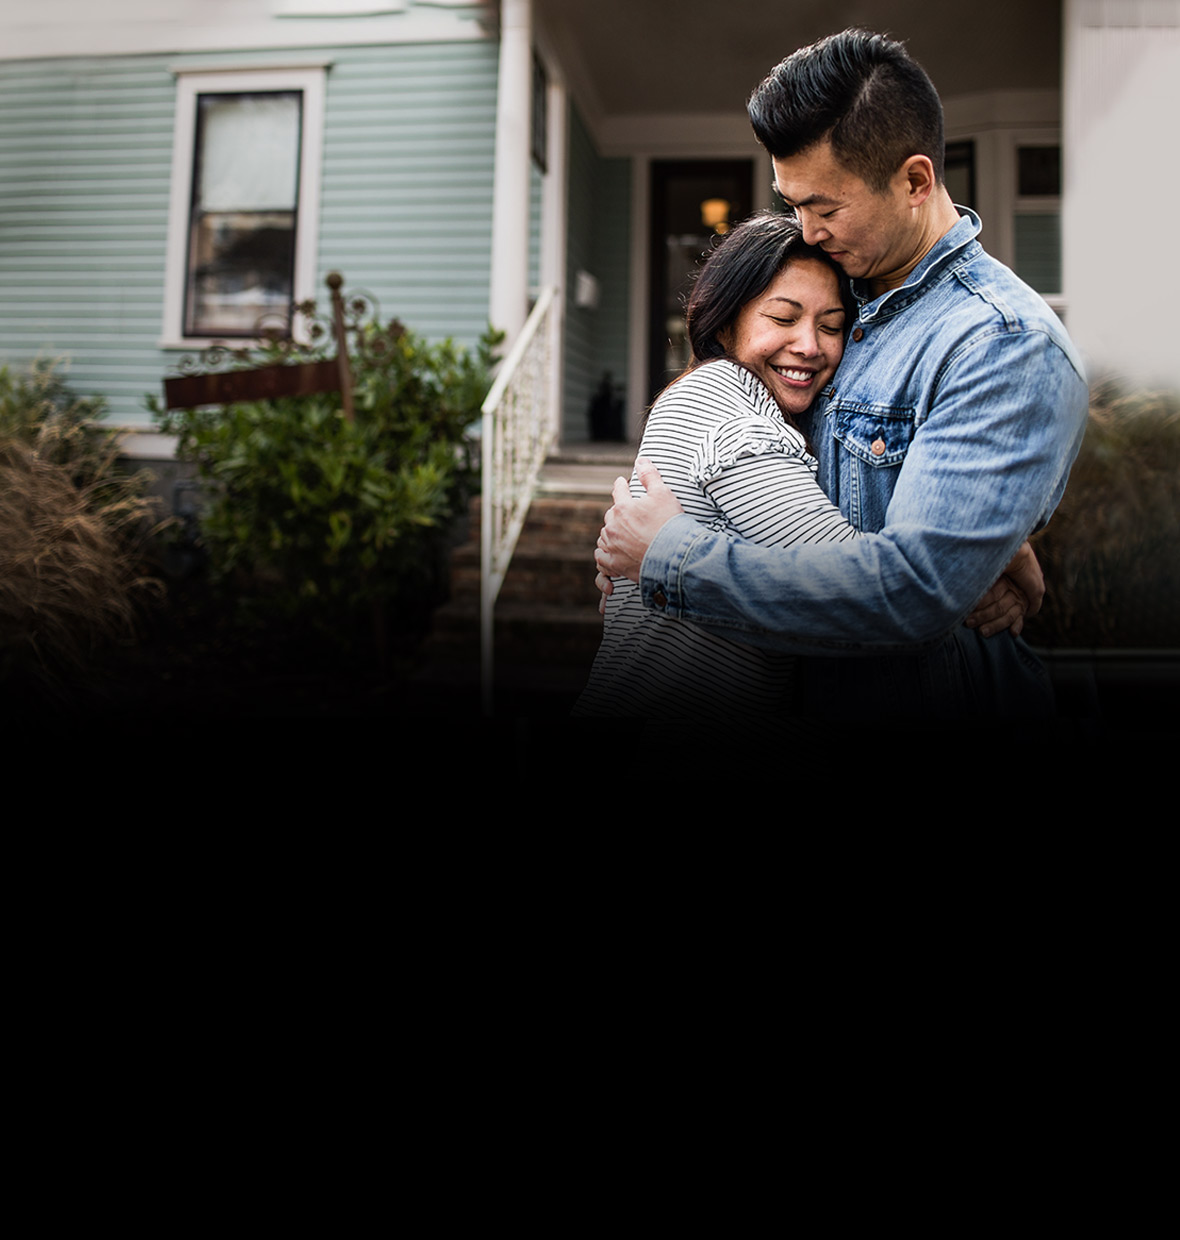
[689,413,815,489]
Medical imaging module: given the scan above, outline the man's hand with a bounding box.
[964,541,1044,638]
[966,574,1029,637]
[1002,540,1045,617]
[593,458,684,587]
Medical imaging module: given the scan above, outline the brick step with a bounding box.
[420,482,613,689]
[425,597,604,668]
[457,496,607,549]
[448,493,605,606]
[449,542,599,606]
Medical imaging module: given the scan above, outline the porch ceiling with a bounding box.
[536,0,1061,118]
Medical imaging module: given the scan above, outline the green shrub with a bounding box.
[1028,380,1180,647]
[152,312,500,657]
[0,359,164,689]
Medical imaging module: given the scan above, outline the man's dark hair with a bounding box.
[748,28,945,192]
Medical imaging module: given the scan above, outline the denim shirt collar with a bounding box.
[853,207,981,323]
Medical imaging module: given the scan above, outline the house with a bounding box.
[1,0,1177,467]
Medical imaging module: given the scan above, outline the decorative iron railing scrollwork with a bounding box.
[162,272,387,420]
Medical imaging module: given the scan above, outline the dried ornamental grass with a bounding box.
[1029,382,1180,647]
[0,361,166,685]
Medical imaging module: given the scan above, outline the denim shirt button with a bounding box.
[653,588,668,608]
[870,437,886,456]
[852,327,865,342]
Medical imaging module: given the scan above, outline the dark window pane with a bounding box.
[1014,212,1061,294]
[1018,146,1061,196]
[531,54,548,172]
[186,211,296,336]
[944,140,976,208]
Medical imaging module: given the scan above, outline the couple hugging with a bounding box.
[577,28,1089,733]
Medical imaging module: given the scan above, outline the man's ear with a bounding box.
[900,154,937,208]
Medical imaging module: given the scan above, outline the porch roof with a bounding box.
[537,0,1061,129]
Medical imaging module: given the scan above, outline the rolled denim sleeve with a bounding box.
[639,327,1089,657]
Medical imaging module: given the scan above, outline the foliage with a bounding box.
[152,310,501,652]
[1028,380,1180,647]
[0,359,165,689]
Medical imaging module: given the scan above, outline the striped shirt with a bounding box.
[574,359,857,724]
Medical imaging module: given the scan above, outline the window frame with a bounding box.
[161,64,326,349]
[1013,140,1062,308]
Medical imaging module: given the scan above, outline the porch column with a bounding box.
[488,0,532,346]
[541,72,568,442]
[1063,0,1180,389]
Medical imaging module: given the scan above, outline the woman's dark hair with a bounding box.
[684,209,853,368]
[647,210,851,440]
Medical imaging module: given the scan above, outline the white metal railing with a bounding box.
[479,285,558,712]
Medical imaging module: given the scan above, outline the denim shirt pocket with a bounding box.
[828,401,917,530]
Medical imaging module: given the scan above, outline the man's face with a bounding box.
[772,141,917,289]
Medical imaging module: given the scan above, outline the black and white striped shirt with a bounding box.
[575,360,857,724]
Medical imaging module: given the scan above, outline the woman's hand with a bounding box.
[595,570,613,617]
[965,541,1044,637]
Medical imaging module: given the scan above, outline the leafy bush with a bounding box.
[1028,381,1180,647]
[152,310,500,658]
[0,359,164,691]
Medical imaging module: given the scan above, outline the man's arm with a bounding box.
[596,332,1087,656]
[597,475,1042,636]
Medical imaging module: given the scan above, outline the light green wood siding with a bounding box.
[0,56,176,424]
[317,41,497,344]
[0,40,498,426]
[562,103,630,444]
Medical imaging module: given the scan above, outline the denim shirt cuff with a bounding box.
[639,514,712,616]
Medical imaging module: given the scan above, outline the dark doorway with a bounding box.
[648,159,754,404]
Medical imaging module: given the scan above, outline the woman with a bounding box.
[574,211,859,726]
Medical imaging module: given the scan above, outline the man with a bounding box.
[594,29,1089,723]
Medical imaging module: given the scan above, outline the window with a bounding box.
[162,66,326,347]
[1014,144,1061,297]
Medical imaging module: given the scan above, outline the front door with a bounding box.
[648,159,754,404]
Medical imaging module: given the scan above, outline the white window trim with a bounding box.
[160,65,326,350]
[946,121,1063,315]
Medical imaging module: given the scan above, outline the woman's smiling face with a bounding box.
[723,257,846,417]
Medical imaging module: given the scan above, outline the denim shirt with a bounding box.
[638,209,1090,717]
